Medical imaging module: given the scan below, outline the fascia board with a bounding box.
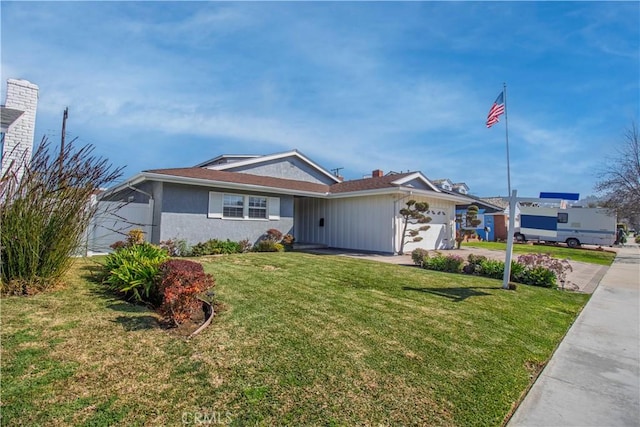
[327,187,462,203]
[408,189,471,203]
[99,173,147,198]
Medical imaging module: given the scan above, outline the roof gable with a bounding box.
[195,154,261,167]
[202,150,341,184]
[330,172,437,194]
[391,172,440,191]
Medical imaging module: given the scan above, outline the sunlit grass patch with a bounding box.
[1,254,588,426]
[462,241,616,265]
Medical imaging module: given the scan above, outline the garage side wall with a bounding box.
[295,195,396,253]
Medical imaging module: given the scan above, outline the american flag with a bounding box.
[486,91,505,128]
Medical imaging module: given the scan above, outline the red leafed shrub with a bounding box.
[157,259,215,326]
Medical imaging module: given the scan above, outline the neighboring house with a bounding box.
[1,79,39,180]
[432,179,454,192]
[452,182,469,195]
[433,178,507,241]
[456,196,507,242]
[433,179,469,196]
[96,150,471,254]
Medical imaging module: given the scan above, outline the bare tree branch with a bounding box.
[595,122,640,228]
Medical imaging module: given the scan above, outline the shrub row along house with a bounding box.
[95,150,475,254]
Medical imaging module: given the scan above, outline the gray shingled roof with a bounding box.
[329,172,415,193]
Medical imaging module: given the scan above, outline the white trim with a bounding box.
[99,173,147,199]
[208,192,223,218]
[391,172,440,192]
[268,197,280,220]
[329,186,470,203]
[203,150,342,183]
[208,191,279,221]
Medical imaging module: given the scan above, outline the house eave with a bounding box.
[99,173,147,199]
[141,172,330,197]
[327,186,466,202]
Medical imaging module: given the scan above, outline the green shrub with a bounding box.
[636,235,640,244]
[478,259,505,280]
[463,254,488,274]
[509,261,526,282]
[516,253,571,286]
[411,248,429,266]
[157,259,215,326]
[159,238,189,257]
[254,240,285,252]
[190,239,242,256]
[239,239,252,253]
[110,229,148,251]
[518,266,557,288]
[424,254,464,273]
[103,243,169,303]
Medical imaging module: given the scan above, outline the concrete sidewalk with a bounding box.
[507,243,640,426]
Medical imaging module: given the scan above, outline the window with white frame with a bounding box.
[223,194,244,218]
[209,192,280,220]
[248,196,267,219]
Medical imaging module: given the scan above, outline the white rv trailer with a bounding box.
[515,207,616,248]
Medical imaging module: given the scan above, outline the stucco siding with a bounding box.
[160,213,294,246]
[159,182,294,246]
[224,157,336,185]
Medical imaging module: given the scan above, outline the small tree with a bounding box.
[455,205,481,249]
[595,122,640,230]
[399,200,431,255]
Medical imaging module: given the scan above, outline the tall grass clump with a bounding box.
[0,137,122,294]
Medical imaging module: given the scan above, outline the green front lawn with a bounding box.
[462,241,617,266]
[1,253,589,426]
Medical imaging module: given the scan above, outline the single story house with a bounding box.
[95,150,472,254]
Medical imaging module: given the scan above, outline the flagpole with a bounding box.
[504,82,511,196]
[502,83,514,290]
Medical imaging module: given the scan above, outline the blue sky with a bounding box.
[2,1,638,198]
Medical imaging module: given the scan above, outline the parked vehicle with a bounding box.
[514,207,616,248]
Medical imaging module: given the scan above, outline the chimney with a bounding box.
[1,79,39,179]
[372,169,384,178]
